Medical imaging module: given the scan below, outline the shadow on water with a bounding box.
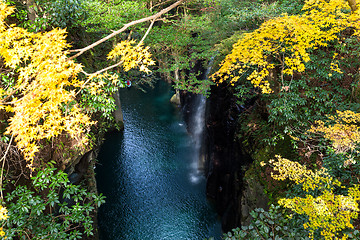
[96,81,222,240]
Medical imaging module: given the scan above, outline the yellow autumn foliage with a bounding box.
[108,40,155,73]
[212,0,360,93]
[0,4,92,168]
[0,205,7,238]
[0,1,155,168]
[0,205,9,237]
[0,205,7,221]
[270,155,339,192]
[268,156,360,240]
[308,110,360,154]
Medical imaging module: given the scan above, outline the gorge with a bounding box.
[96,81,222,240]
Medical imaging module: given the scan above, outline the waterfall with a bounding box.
[189,57,215,184]
[96,81,222,239]
[189,94,207,184]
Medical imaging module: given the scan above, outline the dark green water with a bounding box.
[96,81,222,240]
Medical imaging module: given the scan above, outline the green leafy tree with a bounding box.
[223,205,308,240]
[6,0,85,31]
[1,165,105,239]
[212,0,360,145]
[0,1,183,238]
[217,0,360,239]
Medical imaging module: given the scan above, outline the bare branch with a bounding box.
[0,134,13,200]
[89,61,123,77]
[150,0,174,11]
[1,88,19,103]
[68,0,186,60]
[139,19,155,45]
[75,61,123,96]
[75,17,157,86]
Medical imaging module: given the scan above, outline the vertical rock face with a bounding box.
[112,90,124,130]
[240,176,269,225]
[204,83,252,233]
[180,82,269,233]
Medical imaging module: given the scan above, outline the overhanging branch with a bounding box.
[68,0,185,60]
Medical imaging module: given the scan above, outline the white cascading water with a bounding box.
[189,94,207,184]
[189,57,215,184]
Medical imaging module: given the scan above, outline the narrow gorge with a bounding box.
[96,81,222,240]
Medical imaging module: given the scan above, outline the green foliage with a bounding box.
[2,164,105,239]
[176,72,214,95]
[82,0,149,34]
[217,0,303,31]
[7,0,86,31]
[147,22,215,95]
[4,0,28,23]
[264,39,360,144]
[81,0,225,94]
[322,150,360,188]
[35,0,85,29]
[223,205,308,240]
[78,74,124,122]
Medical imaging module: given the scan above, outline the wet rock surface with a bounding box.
[180,82,270,233]
[204,83,253,232]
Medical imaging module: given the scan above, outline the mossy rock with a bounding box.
[244,136,298,203]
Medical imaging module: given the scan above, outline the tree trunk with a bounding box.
[26,0,37,23]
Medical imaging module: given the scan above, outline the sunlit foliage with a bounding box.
[212,0,360,94]
[82,0,149,33]
[268,155,360,240]
[0,3,92,167]
[0,206,7,221]
[108,40,155,73]
[0,205,7,238]
[30,0,85,31]
[0,1,155,168]
[308,110,360,154]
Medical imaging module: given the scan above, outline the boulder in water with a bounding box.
[170,93,181,105]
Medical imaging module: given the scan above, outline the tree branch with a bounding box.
[139,19,155,45]
[75,16,157,87]
[86,61,123,77]
[150,0,174,11]
[68,0,185,60]
[0,134,13,200]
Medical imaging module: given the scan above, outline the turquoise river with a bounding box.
[96,81,222,240]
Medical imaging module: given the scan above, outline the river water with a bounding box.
[96,81,222,240]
